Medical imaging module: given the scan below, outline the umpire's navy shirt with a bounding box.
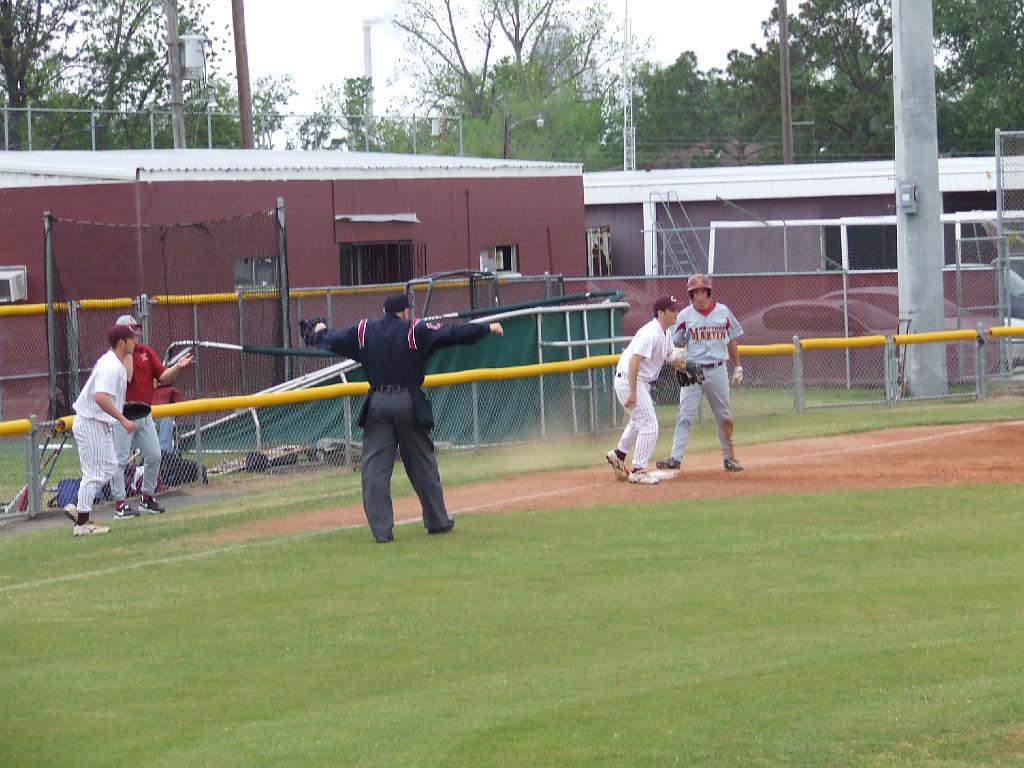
[313,314,491,386]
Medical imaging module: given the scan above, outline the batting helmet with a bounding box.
[687,273,713,295]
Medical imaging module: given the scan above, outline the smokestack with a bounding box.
[363,21,374,122]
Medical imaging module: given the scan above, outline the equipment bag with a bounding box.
[51,478,112,508]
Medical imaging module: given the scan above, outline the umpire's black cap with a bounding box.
[383,293,410,314]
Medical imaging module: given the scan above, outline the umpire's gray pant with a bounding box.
[360,390,450,540]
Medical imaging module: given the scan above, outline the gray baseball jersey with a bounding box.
[671,301,742,363]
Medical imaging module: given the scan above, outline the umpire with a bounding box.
[304,293,503,543]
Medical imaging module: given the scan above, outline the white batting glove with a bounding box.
[730,365,743,387]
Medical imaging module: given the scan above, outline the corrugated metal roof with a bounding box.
[0,149,582,187]
[583,156,997,204]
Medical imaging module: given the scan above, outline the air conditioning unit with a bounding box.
[0,266,27,303]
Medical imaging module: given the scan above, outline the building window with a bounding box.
[480,244,518,273]
[234,256,278,289]
[822,224,898,270]
[340,241,425,286]
[586,226,612,276]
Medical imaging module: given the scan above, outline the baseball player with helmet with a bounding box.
[656,274,745,472]
[606,295,696,485]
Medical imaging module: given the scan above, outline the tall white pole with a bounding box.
[622,1,635,171]
[893,0,947,395]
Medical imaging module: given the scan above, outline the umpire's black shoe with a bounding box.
[375,532,394,543]
[427,520,455,535]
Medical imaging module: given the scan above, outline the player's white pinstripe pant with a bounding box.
[71,416,118,513]
[614,374,659,470]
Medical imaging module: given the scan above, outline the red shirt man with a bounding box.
[126,342,167,404]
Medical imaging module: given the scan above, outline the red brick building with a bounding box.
[0,150,586,302]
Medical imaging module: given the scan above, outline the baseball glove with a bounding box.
[122,401,152,420]
[299,317,328,347]
[675,360,705,387]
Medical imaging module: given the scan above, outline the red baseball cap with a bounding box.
[652,295,684,314]
[107,324,136,347]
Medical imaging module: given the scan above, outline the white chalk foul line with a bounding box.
[4,421,1019,594]
[450,482,609,514]
[0,522,365,595]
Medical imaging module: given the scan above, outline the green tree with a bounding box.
[296,79,385,151]
[723,0,893,164]
[630,52,725,168]
[0,0,82,148]
[393,0,616,161]
[251,74,297,149]
[934,0,1024,155]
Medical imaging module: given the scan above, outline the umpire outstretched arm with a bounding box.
[309,319,504,364]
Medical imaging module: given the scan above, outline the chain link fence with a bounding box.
[2,323,1019,524]
[1,106,466,155]
[996,130,1024,377]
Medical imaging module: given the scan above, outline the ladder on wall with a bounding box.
[649,191,708,276]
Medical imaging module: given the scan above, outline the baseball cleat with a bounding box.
[655,456,681,469]
[63,503,78,524]
[114,502,140,519]
[724,458,744,472]
[628,469,659,485]
[605,450,628,481]
[139,494,165,514]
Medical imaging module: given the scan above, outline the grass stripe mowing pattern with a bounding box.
[2,484,1024,767]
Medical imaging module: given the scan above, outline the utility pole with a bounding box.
[231,0,255,148]
[165,0,187,148]
[778,0,794,164]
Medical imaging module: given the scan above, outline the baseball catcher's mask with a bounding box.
[122,401,152,420]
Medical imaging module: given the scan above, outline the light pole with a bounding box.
[502,113,544,159]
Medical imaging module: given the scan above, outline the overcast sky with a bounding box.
[206,0,776,115]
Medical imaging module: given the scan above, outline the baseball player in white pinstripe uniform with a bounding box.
[65,325,138,536]
[606,295,689,485]
[657,274,745,473]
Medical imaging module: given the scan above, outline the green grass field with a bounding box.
[2,399,1023,767]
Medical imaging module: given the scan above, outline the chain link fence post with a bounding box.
[26,415,41,518]
[276,197,292,381]
[191,303,205,480]
[471,382,480,449]
[792,336,804,412]
[884,337,897,405]
[975,324,987,399]
[67,301,80,406]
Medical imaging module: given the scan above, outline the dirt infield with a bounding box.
[212,421,1024,543]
